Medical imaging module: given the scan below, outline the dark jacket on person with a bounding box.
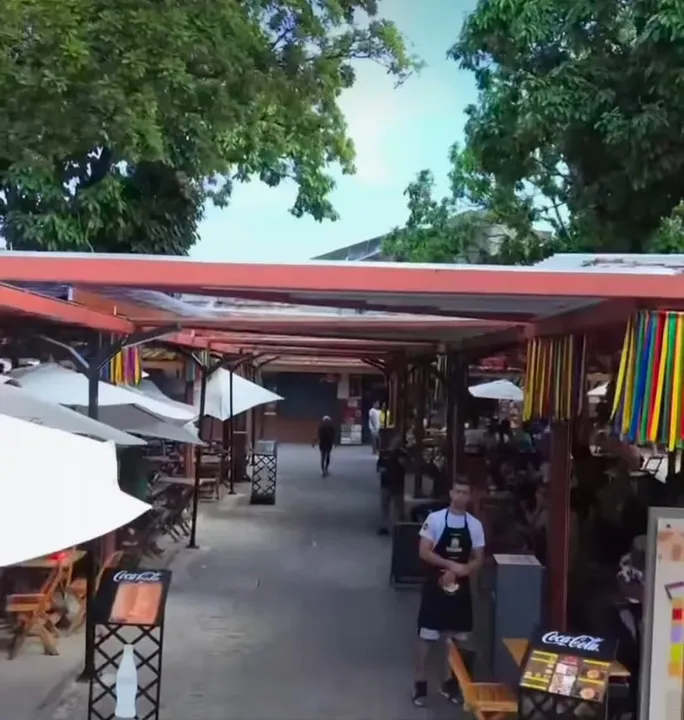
[380,447,406,494]
[318,421,335,450]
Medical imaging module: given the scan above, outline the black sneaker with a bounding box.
[440,679,463,705]
[412,681,427,707]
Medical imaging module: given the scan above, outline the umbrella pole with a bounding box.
[229,368,236,495]
[78,364,101,681]
[188,366,208,549]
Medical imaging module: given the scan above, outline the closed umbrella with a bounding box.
[0,415,150,567]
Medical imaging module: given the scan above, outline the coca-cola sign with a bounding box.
[93,568,172,627]
[113,570,163,584]
[541,632,602,653]
[531,628,616,662]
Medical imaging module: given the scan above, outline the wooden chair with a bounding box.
[5,565,63,658]
[68,550,124,633]
[448,640,518,720]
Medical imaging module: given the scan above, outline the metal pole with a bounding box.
[250,367,257,473]
[188,365,207,549]
[445,354,456,495]
[229,367,236,494]
[414,364,426,498]
[78,356,101,681]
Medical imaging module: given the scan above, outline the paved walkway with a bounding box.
[42,444,464,720]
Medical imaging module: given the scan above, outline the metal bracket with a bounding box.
[34,333,90,372]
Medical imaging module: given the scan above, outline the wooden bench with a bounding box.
[5,565,63,658]
[448,640,518,719]
[68,550,124,633]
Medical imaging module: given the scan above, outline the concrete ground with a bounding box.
[33,444,466,720]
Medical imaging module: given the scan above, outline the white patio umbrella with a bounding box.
[133,379,197,418]
[10,364,196,424]
[78,405,205,445]
[469,379,524,402]
[588,382,608,398]
[0,383,145,446]
[197,368,283,421]
[0,415,150,567]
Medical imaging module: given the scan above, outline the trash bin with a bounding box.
[250,440,277,505]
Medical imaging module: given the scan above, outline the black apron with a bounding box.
[417,509,473,634]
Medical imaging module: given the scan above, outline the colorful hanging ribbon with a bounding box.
[100,346,142,385]
[612,310,684,450]
[523,334,587,422]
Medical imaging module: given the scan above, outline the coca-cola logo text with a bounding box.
[113,570,163,584]
[541,632,602,653]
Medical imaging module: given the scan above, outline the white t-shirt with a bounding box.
[419,509,486,550]
[368,407,381,432]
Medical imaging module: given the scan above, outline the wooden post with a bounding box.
[414,363,427,497]
[184,359,195,479]
[547,421,572,629]
[398,362,409,444]
[454,358,467,473]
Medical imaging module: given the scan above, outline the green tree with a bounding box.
[384,145,566,265]
[389,0,684,264]
[0,0,417,254]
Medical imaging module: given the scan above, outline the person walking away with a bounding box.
[315,415,335,477]
[377,437,406,535]
[412,476,485,707]
[368,401,381,455]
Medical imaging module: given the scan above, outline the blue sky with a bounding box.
[192,0,479,262]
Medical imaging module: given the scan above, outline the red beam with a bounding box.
[0,284,134,334]
[3,254,684,302]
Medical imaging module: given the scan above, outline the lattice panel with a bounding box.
[250,453,277,504]
[87,624,163,720]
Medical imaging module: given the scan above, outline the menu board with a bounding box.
[93,569,172,627]
[521,649,611,703]
[109,581,164,626]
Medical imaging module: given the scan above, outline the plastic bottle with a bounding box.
[114,644,138,719]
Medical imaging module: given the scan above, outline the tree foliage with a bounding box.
[388,0,684,264]
[383,149,564,265]
[0,0,416,253]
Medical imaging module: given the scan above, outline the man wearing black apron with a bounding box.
[413,476,485,706]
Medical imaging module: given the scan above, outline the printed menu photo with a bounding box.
[520,649,557,692]
[109,581,164,626]
[572,659,611,703]
[520,652,611,703]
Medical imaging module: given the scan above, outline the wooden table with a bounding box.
[503,638,630,678]
[157,475,213,487]
[18,549,86,571]
[6,550,87,656]
[19,549,86,589]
